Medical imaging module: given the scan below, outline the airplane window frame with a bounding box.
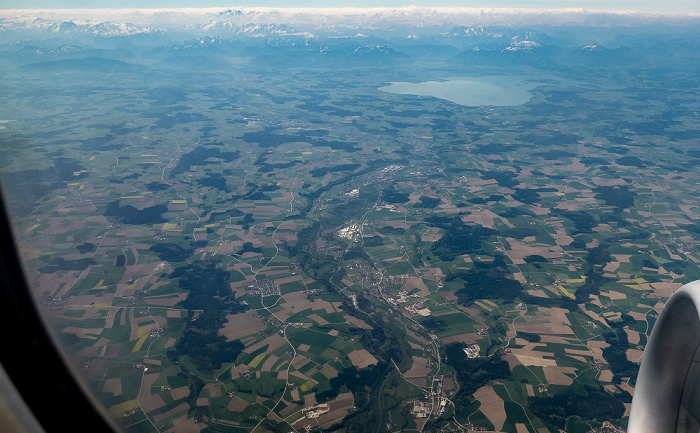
[0,189,118,433]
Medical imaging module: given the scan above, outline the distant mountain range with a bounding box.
[0,17,156,36]
[1,7,698,73]
[1,7,699,41]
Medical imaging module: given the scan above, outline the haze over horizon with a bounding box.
[1,0,699,15]
[2,4,699,33]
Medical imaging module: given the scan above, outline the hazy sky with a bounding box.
[2,0,699,14]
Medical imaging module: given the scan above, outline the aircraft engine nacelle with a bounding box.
[629,280,700,433]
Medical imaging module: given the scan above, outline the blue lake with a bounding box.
[378,75,557,107]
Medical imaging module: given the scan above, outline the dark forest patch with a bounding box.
[149,243,194,262]
[253,154,301,173]
[479,170,519,188]
[524,255,547,263]
[444,343,512,398]
[615,156,646,168]
[593,185,635,209]
[146,182,170,192]
[38,257,96,273]
[170,146,240,175]
[76,243,95,254]
[383,187,410,204]
[529,386,626,428]
[2,157,89,217]
[242,128,358,151]
[471,142,519,155]
[502,227,541,240]
[414,195,441,208]
[553,210,597,234]
[311,163,361,177]
[236,242,262,255]
[428,217,496,261]
[79,133,125,151]
[104,200,168,225]
[167,260,246,373]
[198,173,229,192]
[511,188,539,204]
[147,86,188,105]
[520,131,581,147]
[532,149,576,160]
